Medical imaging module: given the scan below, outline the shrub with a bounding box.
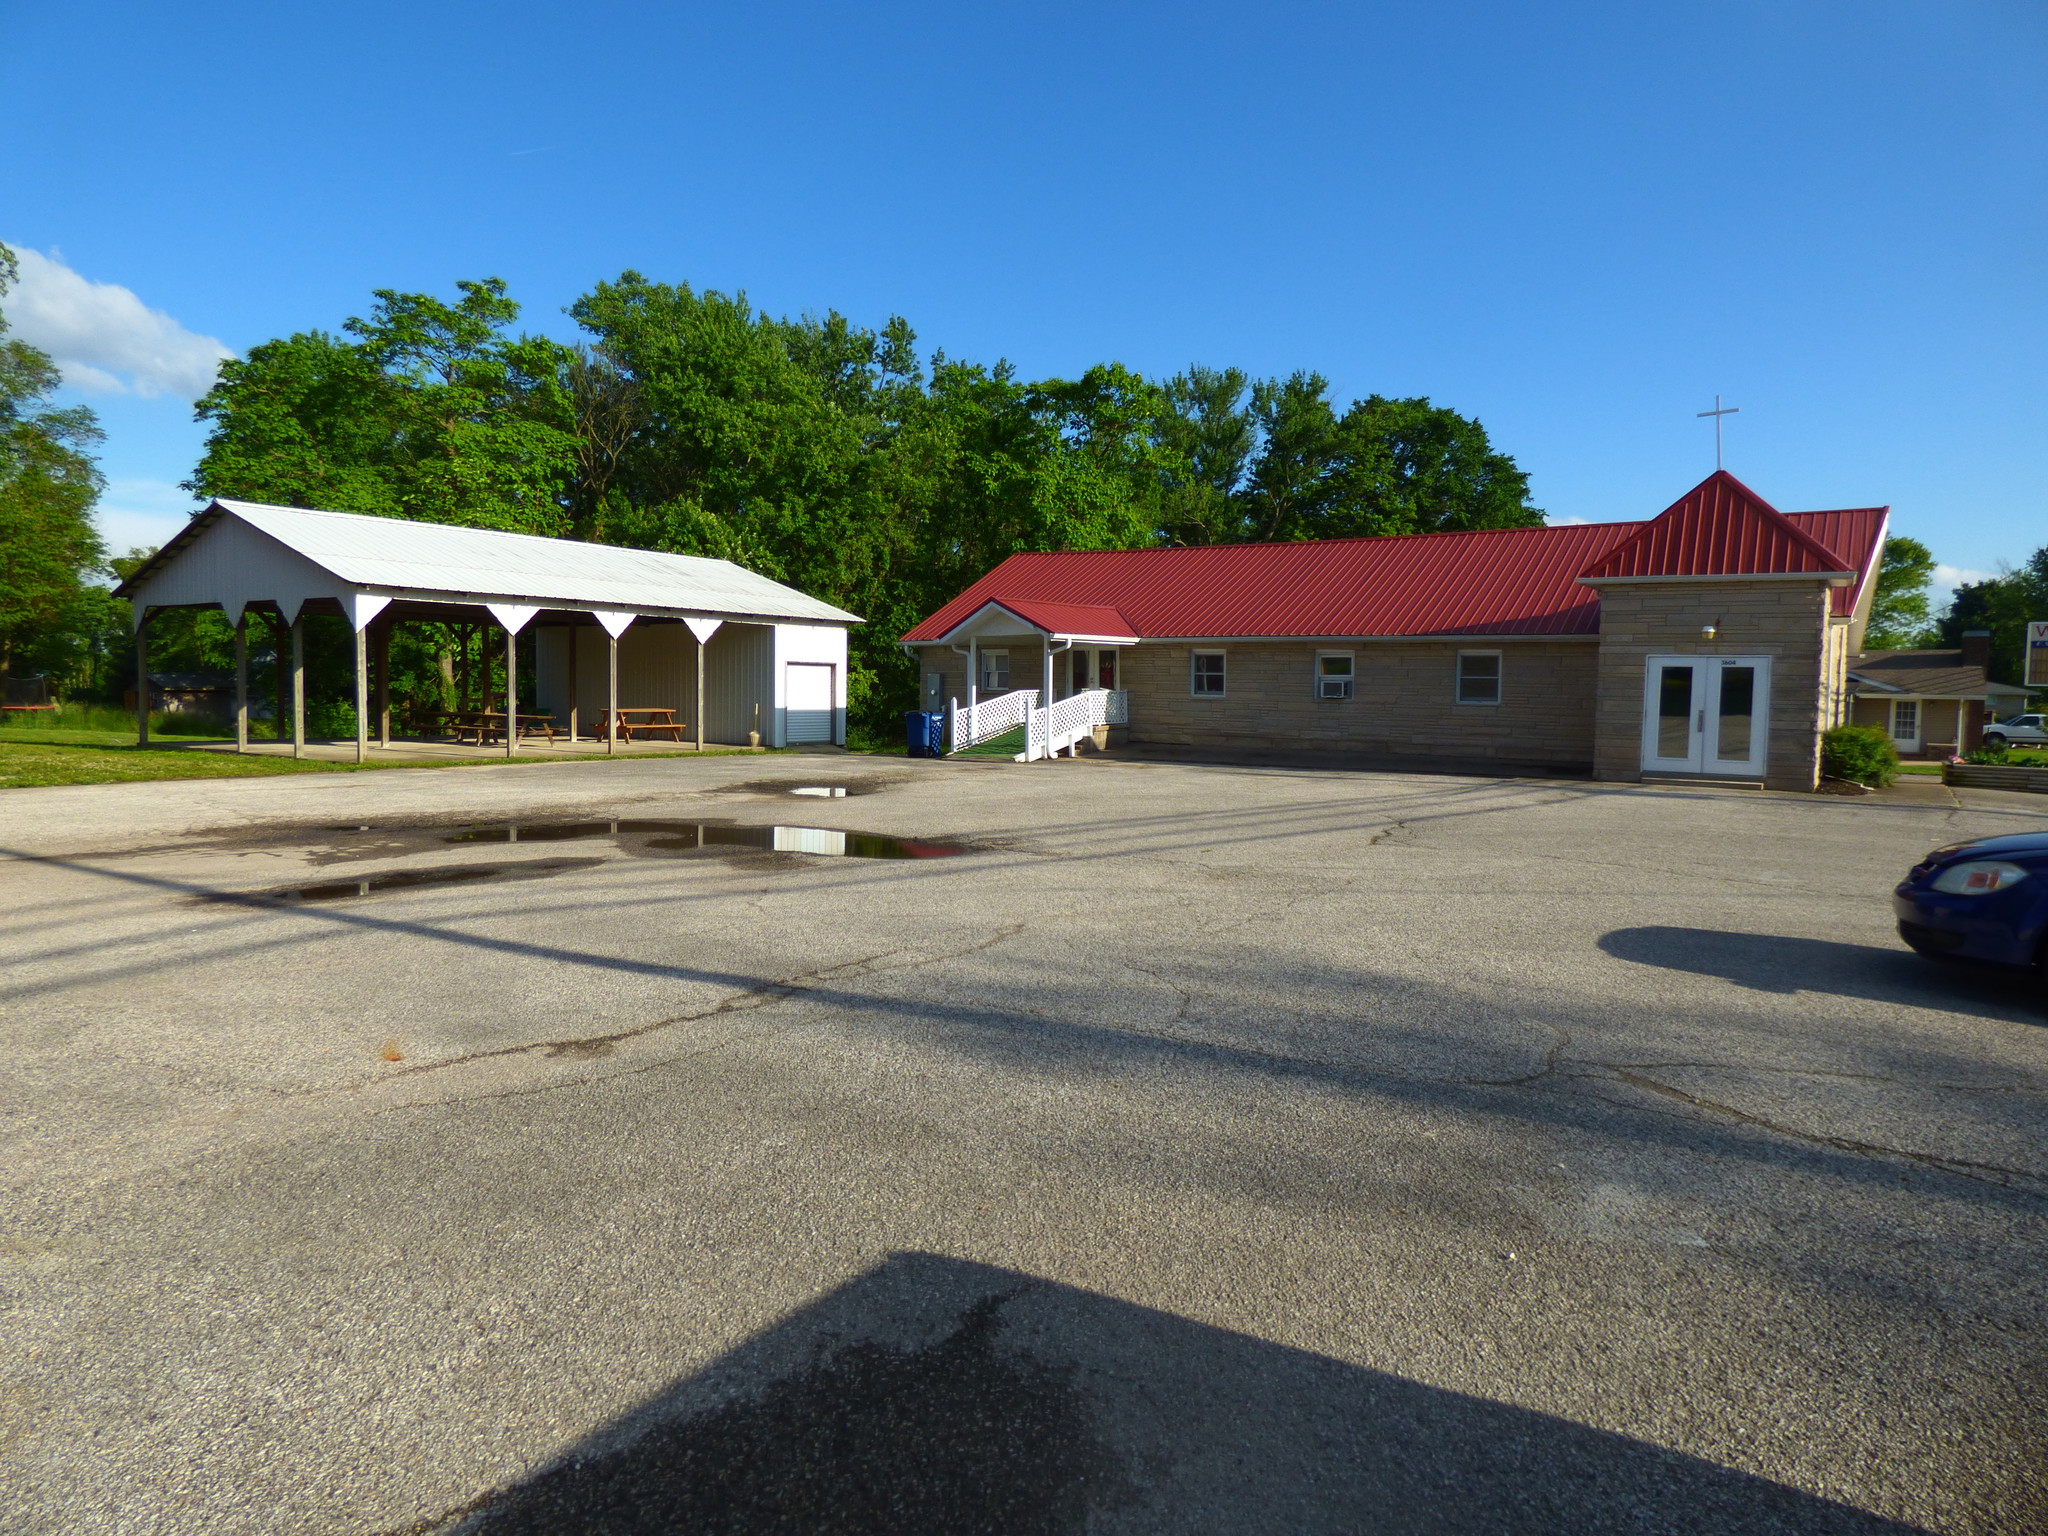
[1821,725,1899,787]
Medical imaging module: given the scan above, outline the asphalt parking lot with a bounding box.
[0,755,2042,1534]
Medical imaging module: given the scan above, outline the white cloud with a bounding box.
[95,478,205,560]
[1549,515,1592,526]
[1933,563,1995,602]
[3,244,234,401]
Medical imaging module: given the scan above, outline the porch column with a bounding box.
[233,615,248,753]
[607,631,618,755]
[505,624,518,758]
[375,624,391,746]
[272,613,288,740]
[968,638,978,711]
[1041,635,1051,710]
[134,610,150,747]
[353,624,369,764]
[696,636,706,752]
[290,617,305,759]
[568,624,579,743]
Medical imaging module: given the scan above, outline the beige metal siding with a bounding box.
[705,623,774,743]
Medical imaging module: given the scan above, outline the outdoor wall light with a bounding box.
[1700,623,1719,640]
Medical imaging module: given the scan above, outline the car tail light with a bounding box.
[1929,861,2032,895]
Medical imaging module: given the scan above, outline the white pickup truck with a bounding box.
[1982,713,2048,748]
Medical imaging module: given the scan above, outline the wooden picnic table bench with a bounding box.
[591,707,686,742]
[444,710,555,746]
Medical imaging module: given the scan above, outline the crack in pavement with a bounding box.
[341,924,1032,1095]
[1468,1028,1573,1087]
[1605,1067,2045,1191]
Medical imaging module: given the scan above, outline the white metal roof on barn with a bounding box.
[114,499,861,628]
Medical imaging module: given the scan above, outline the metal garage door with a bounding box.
[785,663,835,743]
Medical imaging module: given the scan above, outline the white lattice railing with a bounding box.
[952,687,1131,760]
[1021,688,1129,761]
[949,688,1039,752]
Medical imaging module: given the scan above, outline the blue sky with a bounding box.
[4,1,2042,598]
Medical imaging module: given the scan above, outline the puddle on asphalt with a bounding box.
[719,777,894,798]
[211,858,606,905]
[445,820,961,859]
[188,817,969,903]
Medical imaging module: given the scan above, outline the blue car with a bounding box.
[1894,831,2048,991]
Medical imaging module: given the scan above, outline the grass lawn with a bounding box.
[0,731,348,789]
[0,729,783,790]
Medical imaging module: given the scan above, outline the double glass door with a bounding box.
[1641,656,1770,776]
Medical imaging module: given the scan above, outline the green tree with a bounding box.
[1151,366,1255,546]
[190,279,580,535]
[1861,535,1939,649]
[1211,375,1542,544]
[0,241,107,682]
[1941,546,2048,688]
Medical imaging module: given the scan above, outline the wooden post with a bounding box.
[291,618,306,759]
[504,623,518,758]
[273,613,288,740]
[568,623,580,744]
[607,631,618,756]
[695,632,706,752]
[375,624,391,746]
[353,623,369,765]
[134,611,150,747]
[233,615,248,753]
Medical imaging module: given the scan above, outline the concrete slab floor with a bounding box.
[0,755,2042,1534]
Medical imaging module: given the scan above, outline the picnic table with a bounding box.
[441,710,556,746]
[591,707,687,743]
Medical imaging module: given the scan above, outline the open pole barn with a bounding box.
[110,501,859,761]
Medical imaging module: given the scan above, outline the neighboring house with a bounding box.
[121,672,243,715]
[1847,633,2030,757]
[902,471,1888,791]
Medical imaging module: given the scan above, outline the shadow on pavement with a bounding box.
[1599,925,2043,1019]
[414,1253,1924,1536]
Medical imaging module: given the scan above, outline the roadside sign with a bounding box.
[2031,620,2048,688]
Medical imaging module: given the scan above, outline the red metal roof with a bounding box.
[1576,471,1854,581]
[947,598,1139,640]
[1781,506,1889,616]
[903,523,1639,643]
[899,473,1890,645]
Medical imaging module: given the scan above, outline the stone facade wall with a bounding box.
[1591,579,1834,790]
[1823,618,1853,727]
[1114,639,1598,765]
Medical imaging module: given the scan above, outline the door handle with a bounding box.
[1697,709,1705,732]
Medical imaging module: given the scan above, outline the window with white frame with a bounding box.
[1456,650,1501,705]
[1190,651,1226,696]
[1890,699,1919,740]
[1316,651,1354,700]
[980,650,1010,692]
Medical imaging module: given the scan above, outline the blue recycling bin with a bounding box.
[905,710,946,757]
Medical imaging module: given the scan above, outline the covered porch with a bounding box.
[916,598,1136,760]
